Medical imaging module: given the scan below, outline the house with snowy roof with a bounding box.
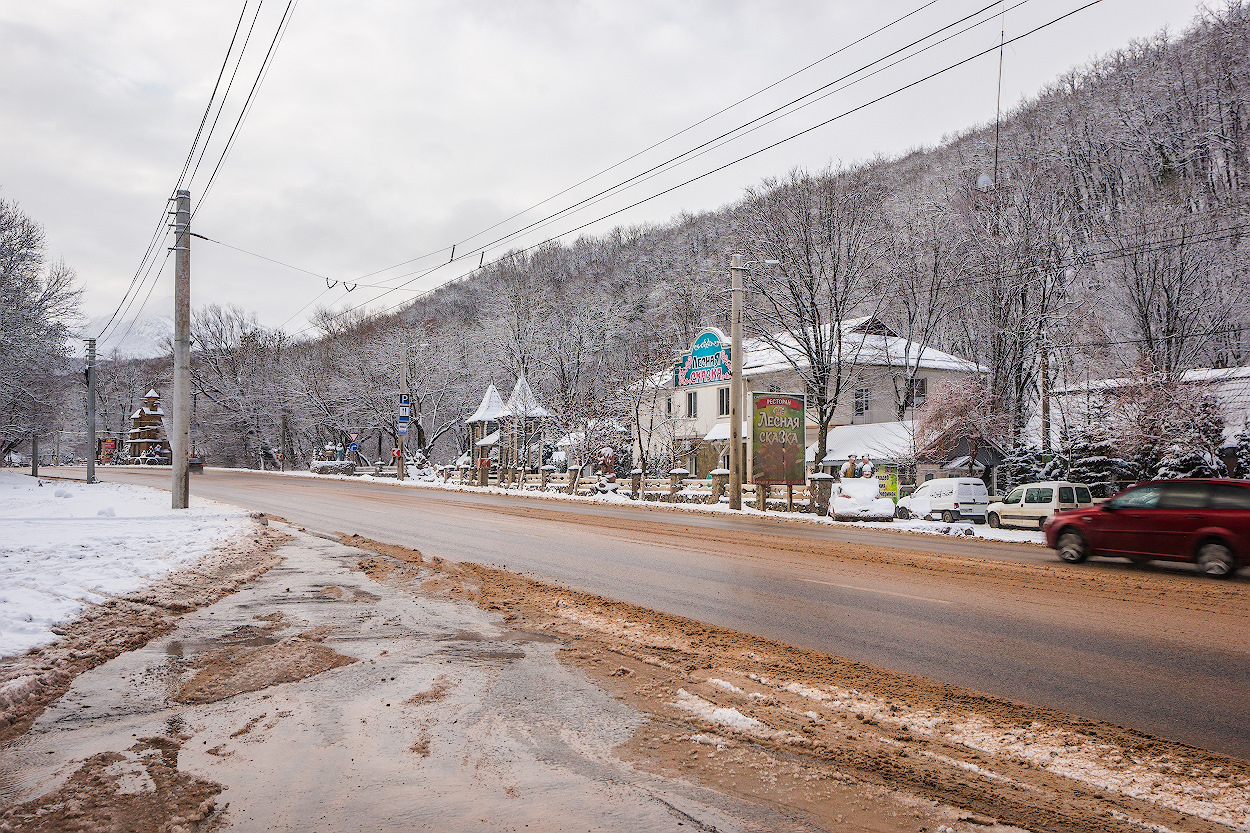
[633,317,987,480]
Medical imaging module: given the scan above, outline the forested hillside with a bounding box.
[88,3,1250,475]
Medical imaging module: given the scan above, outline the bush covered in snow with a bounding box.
[310,460,356,476]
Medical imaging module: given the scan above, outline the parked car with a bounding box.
[896,477,990,523]
[987,481,1095,529]
[1043,478,1250,577]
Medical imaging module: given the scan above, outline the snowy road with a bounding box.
[48,467,1250,760]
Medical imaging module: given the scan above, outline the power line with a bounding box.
[194,0,298,216]
[302,0,1107,336]
[96,2,256,342]
[275,0,975,323]
[107,2,296,350]
[347,0,949,285]
[352,0,1013,301]
[187,0,267,187]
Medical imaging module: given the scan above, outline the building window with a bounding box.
[854,388,870,416]
[718,387,729,416]
[686,390,698,418]
[906,377,927,409]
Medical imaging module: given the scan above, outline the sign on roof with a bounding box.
[674,327,731,388]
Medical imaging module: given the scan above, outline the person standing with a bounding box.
[860,455,875,478]
[840,455,858,480]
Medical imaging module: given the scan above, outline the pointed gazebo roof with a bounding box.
[466,384,506,424]
[496,373,551,420]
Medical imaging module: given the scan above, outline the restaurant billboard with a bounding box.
[751,392,805,486]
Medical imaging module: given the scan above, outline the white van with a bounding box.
[986,481,1094,529]
[896,477,990,523]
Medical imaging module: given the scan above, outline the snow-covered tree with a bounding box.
[1064,425,1137,495]
[999,445,1046,491]
[1234,419,1250,478]
[0,196,81,455]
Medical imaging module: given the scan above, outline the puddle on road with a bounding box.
[1,532,811,832]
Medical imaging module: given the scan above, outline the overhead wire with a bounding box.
[187,0,267,187]
[194,0,298,216]
[289,0,1025,332]
[106,1,295,350]
[273,0,965,319]
[298,0,1107,336]
[344,0,1012,301]
[96,1,257,344]
[348,0,948,284]
[416,0,1034,270]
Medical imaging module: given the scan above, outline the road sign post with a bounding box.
[397,394,410,480]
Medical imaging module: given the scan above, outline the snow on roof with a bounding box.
[466,384,505,424]
[703,421,749,443]
[496,373,552,419]
[475,429,500,447]
[131,409,144,419]
[145,389,159,398]
[806,420,917,464]
[743,319,984,378]
[1055,365,1250,446]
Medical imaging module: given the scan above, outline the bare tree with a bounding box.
[735,166,889,467]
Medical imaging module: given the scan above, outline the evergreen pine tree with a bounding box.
[1234,418,1250,478]
[999,444,1045,491]
[1067,424,1135,496]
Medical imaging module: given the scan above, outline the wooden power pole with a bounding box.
[171,190,191,509]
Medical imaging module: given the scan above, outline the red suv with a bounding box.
[1043,479,1249,578]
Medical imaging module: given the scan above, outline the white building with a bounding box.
[633,317,985,478]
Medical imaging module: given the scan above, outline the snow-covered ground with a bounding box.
[0,471,250,658]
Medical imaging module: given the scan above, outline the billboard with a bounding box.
[674,327,731,388]
[876,464,899,499]
[751,393,805,486]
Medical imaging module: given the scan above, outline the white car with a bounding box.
[896,477,990,523]
[986,481,1094,529]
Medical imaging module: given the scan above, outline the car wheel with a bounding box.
[941,510,955,523]
[1057,530,1088,564]
[895,505,911,520]
[1196,542,1237,578]
[988,512,1001,528]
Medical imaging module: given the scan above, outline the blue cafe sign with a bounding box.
[674,327,731,388]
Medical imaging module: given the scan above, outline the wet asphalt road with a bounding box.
[53,467,1250,760]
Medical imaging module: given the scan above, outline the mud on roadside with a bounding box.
[343,533,1250,833]
[0,521,289,746]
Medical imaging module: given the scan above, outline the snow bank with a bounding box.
[0,472,249,658]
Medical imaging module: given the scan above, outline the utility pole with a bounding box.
[397,350,408,481]
[280,413,290,471]
[30,433,38,477]
[85,337,96,483]
[728,254,745,510]
[170,190,191,509]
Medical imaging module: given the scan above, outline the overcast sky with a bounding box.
[0,0,1214,351]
